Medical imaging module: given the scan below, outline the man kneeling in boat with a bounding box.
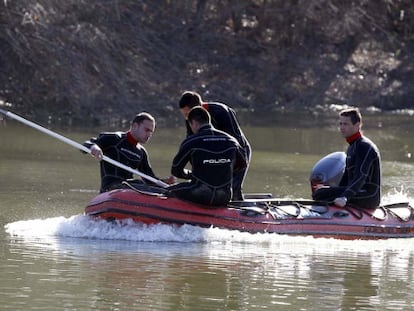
[312,108,381,209]
[84,112,175,193]
[167,106,247,206]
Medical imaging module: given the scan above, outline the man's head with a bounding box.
[179,91,203,119]
[187,106,211,134]
[130,112,155,143]
[339,108,362,138]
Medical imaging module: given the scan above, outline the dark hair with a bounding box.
[132,112,155,125]
[179,91,202,108]
[339,108,362,124]
[187,106,211,124]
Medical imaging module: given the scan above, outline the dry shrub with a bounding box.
[1,0,413,126]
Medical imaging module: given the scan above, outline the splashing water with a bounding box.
[4,191,414,251]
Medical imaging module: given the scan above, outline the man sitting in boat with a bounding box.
[84,112,175,193]
[312,107,381,209]
[167,106,247,206]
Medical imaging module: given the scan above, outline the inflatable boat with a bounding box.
[85,152,414,240]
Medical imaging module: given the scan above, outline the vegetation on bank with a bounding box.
[1,0,414,126]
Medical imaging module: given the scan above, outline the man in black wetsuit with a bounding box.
[312,108,381,208]
[178,91,251,201]
[167,106,247,206]
[85,112,175,193]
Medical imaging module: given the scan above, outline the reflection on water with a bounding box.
[1,112,414,310]
[4,214,414,310]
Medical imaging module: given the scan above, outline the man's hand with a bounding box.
[90,144,103,160]
[163,175,177,185]
[334,197,347,207]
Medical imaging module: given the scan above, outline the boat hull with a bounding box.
[85,189,414,240]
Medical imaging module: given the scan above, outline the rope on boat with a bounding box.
[383,202,414,222]
[344,202,414,222]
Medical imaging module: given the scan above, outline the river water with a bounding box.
[1,110,414,310]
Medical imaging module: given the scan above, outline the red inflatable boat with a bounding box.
[85,188,414,240]
[85,152,414,240]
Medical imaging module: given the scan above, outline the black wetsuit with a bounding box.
[184,102,251,200]
[313,133,381,208]
[168,124,247,206]
[85,131,157,193]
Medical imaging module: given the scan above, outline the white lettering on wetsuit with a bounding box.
[203,159,231,164]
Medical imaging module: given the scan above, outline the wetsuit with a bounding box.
[168,123,247,206]
[84,131,157,193]
[184,102,251,200]
[313,132,381,208]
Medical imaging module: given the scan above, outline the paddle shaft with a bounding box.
[0,108,169,188]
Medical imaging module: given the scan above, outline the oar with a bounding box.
[0,108,169,188]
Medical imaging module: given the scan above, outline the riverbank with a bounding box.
[1,1,414,126]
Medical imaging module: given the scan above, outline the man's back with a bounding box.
[172,124,243,188]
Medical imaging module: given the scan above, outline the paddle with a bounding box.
[0,108,169,188]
